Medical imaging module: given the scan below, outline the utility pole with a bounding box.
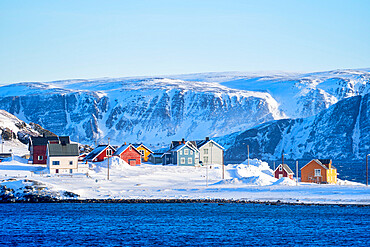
[107,138,110,181]
[366,154,369,186]
[273,161,275,171]
[206,162,208,187]
[296,160,299,186]
[247,145,250,166]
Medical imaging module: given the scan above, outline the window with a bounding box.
[190,150,193,155]
[184,149,189,155]
[139,150,144,156]
[188,157,192,164]
[38,156,43,161]
[180,157,185,164]
[106,149,112,156]
[179,150,182,155]
[204,149,208,154]
[204,156,208,163]
[55,169,59,174]
[129,146,132,151]
[52,161,60,166]
[279,166,282,171]
[315,169,321,177]
[70,169,73,174]
[69,161,73,165]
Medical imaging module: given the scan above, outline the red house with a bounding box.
[84,144,116,162]
[29,135,59,165]
[113,144,141,166]
[274,163,294,180]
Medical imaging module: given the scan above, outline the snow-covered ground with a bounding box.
[1,154,369,205]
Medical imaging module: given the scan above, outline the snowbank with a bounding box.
[91,156,132,173]
[221,159,277,186]
[272,177,296,186]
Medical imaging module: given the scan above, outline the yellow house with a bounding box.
[301,159,337,184]
[133,144,153,162]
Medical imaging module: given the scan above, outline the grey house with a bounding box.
[195,137,224,166]
[163,141,199,166]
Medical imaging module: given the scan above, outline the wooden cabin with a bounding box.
[301,159,337,184]
[113,144,141,166]
[274,163,294,180]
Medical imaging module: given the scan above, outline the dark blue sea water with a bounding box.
[0,203,369,246]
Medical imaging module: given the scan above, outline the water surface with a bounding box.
[1,203,369,246]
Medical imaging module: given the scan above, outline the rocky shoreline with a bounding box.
[0,196,369,207]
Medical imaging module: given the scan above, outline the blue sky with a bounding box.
[1,0,369,83]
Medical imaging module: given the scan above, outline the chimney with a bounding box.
[124,142,126,145]
[205,137,209,141]
[182,138,185,144]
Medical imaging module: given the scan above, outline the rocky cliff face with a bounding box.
[0,79,283,145]
[0,69,369,153]
[0,110,47,144]
[220,93,370,162]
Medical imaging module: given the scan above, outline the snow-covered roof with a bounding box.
[113,144,140,156]
[274,163,294,174]
[132,143,153,153]
[84,145,115,160]
[170,141,199,153]
[195,139,224,150]
[301,159,334,171]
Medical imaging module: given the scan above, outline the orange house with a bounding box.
[300,159,337,184]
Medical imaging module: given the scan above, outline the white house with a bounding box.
[47,140,79,174]
[195,137,224,166]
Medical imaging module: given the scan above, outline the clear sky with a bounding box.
[1,0,370,84]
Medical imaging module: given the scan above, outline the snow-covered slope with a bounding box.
[172,69,370,118]
[0,68,369,147]
[0,78,284,145]
[0,110,41,145]
[220,92,370,161]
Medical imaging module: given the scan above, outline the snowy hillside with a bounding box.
[220,92,370,161]
[0,68,369,147]
[0,78,284,146]
[0,110,41,146]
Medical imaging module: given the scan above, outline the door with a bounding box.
[128,159,136,166]
[55,169,59,174]
[279,174,283,179]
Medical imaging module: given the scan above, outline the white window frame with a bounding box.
[106,149,112,156]
[188,157,192,164]
[279,166,282,171]
[180,157,185,164]
[139,150,145,156]
[38,155,43,161]
[184,149,189,155]
[52,161,60,166]
[314,169,321,177]
[204,156,208,163]
[204,149,208,154]
[190,150,193,155]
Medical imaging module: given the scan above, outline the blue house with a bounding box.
[162,141,199,166]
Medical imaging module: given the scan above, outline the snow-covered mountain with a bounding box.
[0,68,369,149]
[0,110,46,145]
[0,78,283,146]
[219,92,370,162]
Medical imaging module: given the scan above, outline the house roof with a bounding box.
[149,152,164,158]
[301,159,334,171]
[195,139,224,150]
[132,143,153,153]
[30,136,59,146]
[48,143,79,157]
[274,163,294,174]
[113,144,140,156]
[170,141,199,153]
[84,145,115,160]
[59,136,70,145]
